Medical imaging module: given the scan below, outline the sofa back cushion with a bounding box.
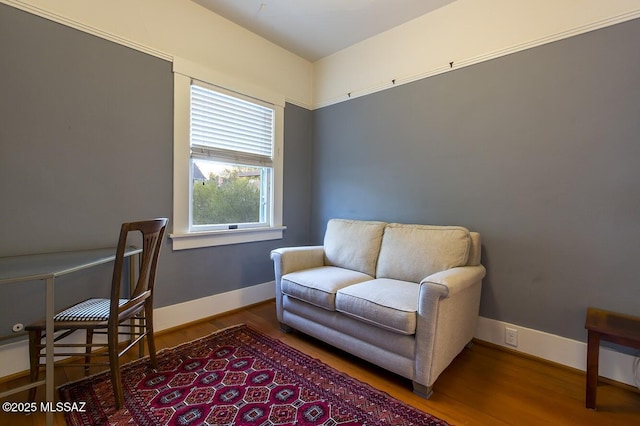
[324,219,387,276]
[467,232,482,266]
[376,223,471,282]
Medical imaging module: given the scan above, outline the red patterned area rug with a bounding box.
[59,324,450,425]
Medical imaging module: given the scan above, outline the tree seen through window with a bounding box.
[192,162,264,226]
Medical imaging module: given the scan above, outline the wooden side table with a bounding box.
[584,307,640,409]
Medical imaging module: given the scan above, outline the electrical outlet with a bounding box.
[505,327,518,347]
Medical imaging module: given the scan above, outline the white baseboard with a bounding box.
[475,316,640,388]
[153,281,275,332]
[2,289,637,391]
[0,281,275,379]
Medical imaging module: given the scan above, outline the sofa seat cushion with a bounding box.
[282,266,373,311]
[335,279,419,335]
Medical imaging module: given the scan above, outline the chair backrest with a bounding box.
[110,218,168,319]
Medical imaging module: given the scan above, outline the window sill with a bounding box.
[169,226,286,250]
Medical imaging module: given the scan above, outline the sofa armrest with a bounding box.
[419,265,486,298]
[270,246,325,276]
[271,246,325,324]
[415,265,485,389]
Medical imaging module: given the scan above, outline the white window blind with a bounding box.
[190,82,274,167]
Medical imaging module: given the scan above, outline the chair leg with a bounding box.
[108,326,124,409]
[144,302,157,369]
[28,329,42,402]
[85,329,94,375]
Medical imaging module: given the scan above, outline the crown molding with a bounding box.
[311,9,640,110]
[1,0,173,62]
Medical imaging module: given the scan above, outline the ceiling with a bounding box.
[192,0,456,62]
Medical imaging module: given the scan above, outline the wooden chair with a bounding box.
[26,218,168,409]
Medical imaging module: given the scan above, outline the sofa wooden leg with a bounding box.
[279,323,293,333]
[413,382,433,399]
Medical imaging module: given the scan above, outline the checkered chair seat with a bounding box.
[53,298,128,322]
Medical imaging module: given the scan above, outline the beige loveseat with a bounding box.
[271,219,485,398]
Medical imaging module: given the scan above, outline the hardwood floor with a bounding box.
[1,300,639,425]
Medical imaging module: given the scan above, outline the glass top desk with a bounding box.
[0,246,141,425]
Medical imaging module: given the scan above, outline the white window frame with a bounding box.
[170,58,285,250]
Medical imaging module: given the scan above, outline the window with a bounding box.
[171,62,285,250]
[190,83,273,231]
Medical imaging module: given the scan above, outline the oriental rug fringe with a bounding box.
[59,324,450,425]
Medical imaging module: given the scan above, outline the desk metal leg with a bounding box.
[45,277,55,426]
[586,330,600,409]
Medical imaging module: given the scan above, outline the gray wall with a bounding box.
[312,18,640,342]
[3,1,638,347]
[0,4,313,337]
